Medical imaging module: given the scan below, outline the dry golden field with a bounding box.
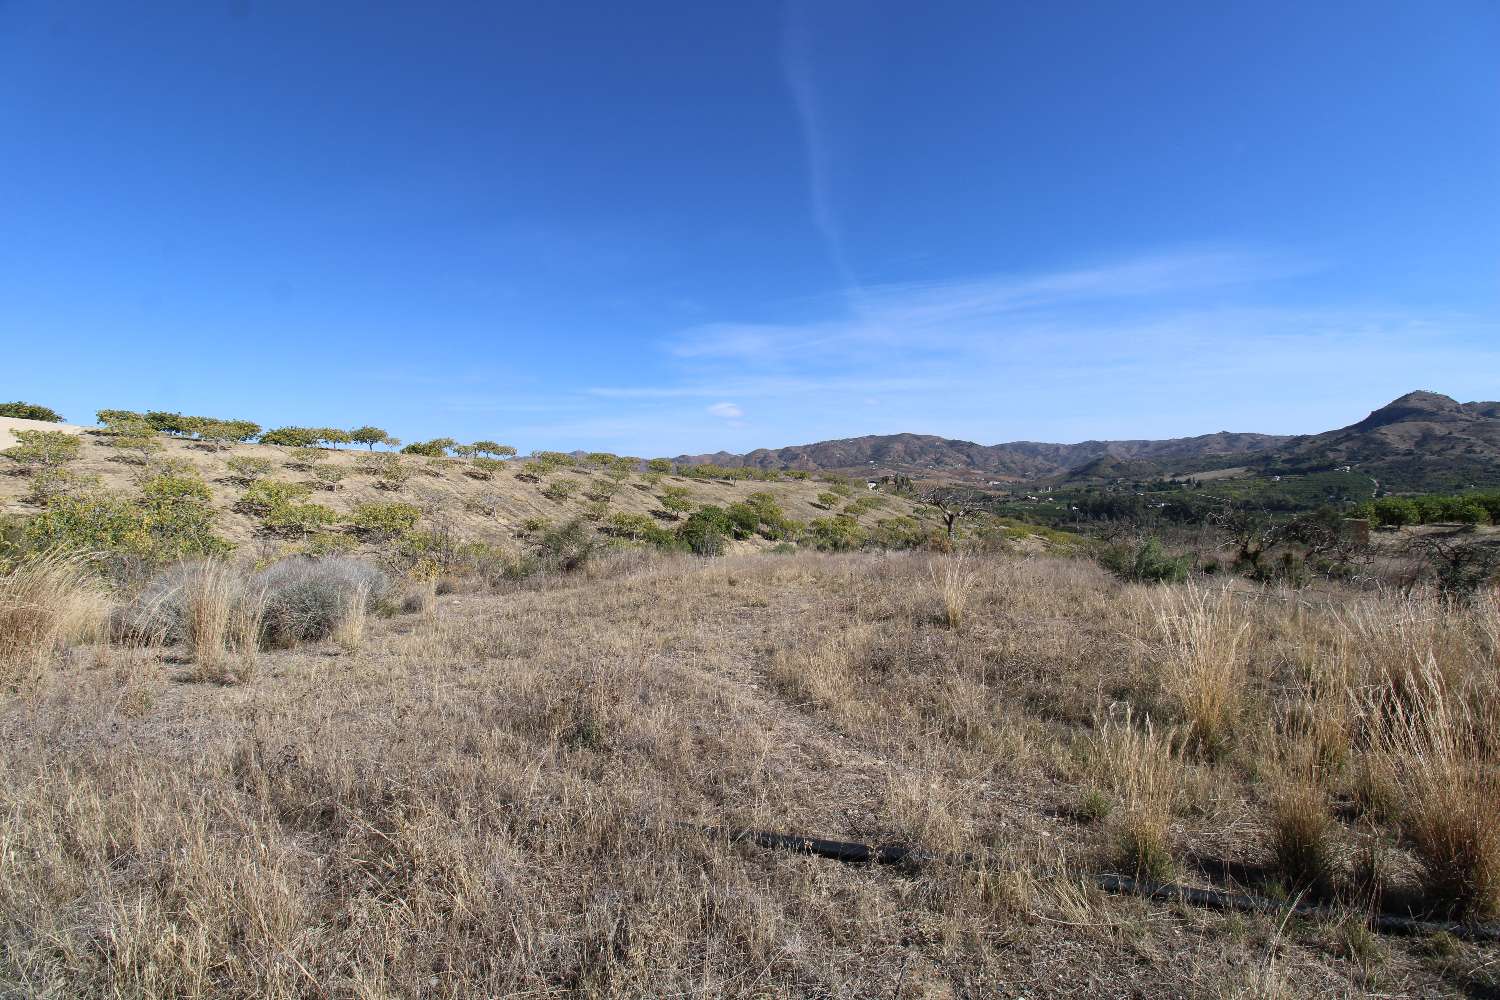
[2,545,1498,998]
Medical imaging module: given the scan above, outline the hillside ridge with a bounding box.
[675,391,1500,490]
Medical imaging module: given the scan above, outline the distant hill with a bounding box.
[1256,391,1500,491]
[675,391,1500,492]
[674,430,1289,480]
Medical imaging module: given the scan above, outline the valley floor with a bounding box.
[3,550,1497,998]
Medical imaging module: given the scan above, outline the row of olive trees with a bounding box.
[86,408,516,458]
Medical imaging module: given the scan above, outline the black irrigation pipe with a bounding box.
[697,826,1500,944]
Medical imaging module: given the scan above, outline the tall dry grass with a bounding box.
[927,552,979,628]
[0,550,109,686]
[1363,658,1500,917]
[1154,582,1250,756]
[1091,708,1183,880]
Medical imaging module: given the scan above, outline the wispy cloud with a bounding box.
[581,247,1499,450]
[781,2,858,294]
[707,401,743,418]
[666,249,1317,363]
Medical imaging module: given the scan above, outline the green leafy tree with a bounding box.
[604,457,637,482]
[192,418,261,448]
[1368,497,1419,528]
[95,409,143,426]
[0,401,63,422]
[647,458,674,474]
[349,426,394,450]
[259,426,321,448]
[402,437,456,458]
[471,441,516,459]
[144,411,193,435]
[317,428,353,449]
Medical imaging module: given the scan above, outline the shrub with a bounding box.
[311,465,345,490]
[238,479,337,538]
[261,501,339,538]
[352,501,422,540]
[0,401,63,422]
[806,515,866,552]
[658,485,694,516]
[237,479,313,515]
[678,506,733,556]
[541,478,580,502]
[0,551,108,686]
[287,446,327,468]
[582,479,620,503]
[100,417,161,464]
[359,453,412,491]
[870,516,929,550]
[224,455,273,484]
[1100,537,1190,584]
[4,430,81,472]
[647,458,673,474]
[254,557,392,647]
[466,457,506,480]
[816,491,843,508]
[606,512,674,546]
[536,519,596,573]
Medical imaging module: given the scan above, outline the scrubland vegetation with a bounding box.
[2,403,1498,997]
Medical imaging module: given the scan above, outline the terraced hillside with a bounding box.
[0,417,929,557]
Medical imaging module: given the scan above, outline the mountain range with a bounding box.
[674,391,1500,492]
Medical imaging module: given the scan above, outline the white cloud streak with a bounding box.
[781,2,859,295]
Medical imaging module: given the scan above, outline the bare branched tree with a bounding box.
[917,487,985,540]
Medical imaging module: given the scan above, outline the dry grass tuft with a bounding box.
[1091,708,1182,881]
[927,552,979,628]
[0,550,108,686]
[1268,773,1337,893]
[1366,659,1500,917]
[1155,582,1250,757]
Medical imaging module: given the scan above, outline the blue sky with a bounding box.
[2,1,1497,455]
